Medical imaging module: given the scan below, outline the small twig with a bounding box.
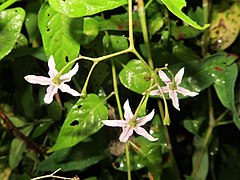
[0,111,46,155]
[31,168,80,180]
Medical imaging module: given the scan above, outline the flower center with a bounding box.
[169,81,177,90]
[52,75,61,85]
[128,118,137,128]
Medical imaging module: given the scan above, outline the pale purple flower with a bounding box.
[24,55,80,104]
[102,100,158,142]
[150,67,198,111]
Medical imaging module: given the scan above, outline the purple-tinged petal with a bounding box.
[161,86,169,93]
[59,84,80,96]
[177,87,199,97]
[134,127,158,141]
[123,100,133,121]
[175,67,184,86]
[60,63,79,82]
[150,89,160,96]
[158,70,171,84]
[48,55,58,79]
[24,75,51,85]
[137,109,155,126]
[102,120,126,127]
[119,126,133,142]
[169,90,180,111]
[44,85,58,104]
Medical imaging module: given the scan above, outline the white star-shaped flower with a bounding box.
[24,55,80,104]
[102,100,158,142]
[150,67,198,111]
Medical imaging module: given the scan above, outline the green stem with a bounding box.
[125,142,132,180]
[215,121,234,127]
[78,48,131,63]
[144,0,154,9]
[0,0,18,12]
[201,0,210,57]
[138,0,154,69]
[191,88,215,176]
[128,0,134,48]
[216,109,229,122]
[111,60,123,120]
[131,49,169,124]
[80,62,98,96]
[157,100,181,180]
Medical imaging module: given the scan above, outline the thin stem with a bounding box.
[157,100,181,180]
[0,0,18,12]
[111,60,123,120]
[131,49,169,124]
[79,48,131,63]
[201,0,210,57]
[31,168,76,180]
[0,111,46,155]
[138,0,154,69]
[128,0,134,47]
[80,62,98,96]
[191,88,215,176]
[215,121,234,127]
[125,142,132,180]
[145,0,154,9]
[216,109,229,122]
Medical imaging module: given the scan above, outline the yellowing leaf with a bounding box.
[209,3,240,50]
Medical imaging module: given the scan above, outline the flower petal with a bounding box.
[177,86,199,97]
[150,89,160,96]
[24,75,51,85]
[102,120,126,127]
[119,126,133,142]
[60,63,79,82]
[158,70,171,84]
[48,55,58,79]
[175,67,184,86]
[59,84,81,96]
[123,100,133,121]
[169,90,180,111]
[161,86,169,93]
[44,85,58,104]
[134,127,158,141]
[137,109,155,126]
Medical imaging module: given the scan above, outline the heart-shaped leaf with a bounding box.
[49,94,108,152]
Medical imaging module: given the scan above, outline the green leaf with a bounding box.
[182,53,237,93]
[0,8,25,60]
[95,12,141,32]
[161,0,209,30]
[38,2,81,71]
[119,60,151,94]
[192,137,209,180]
[49,94,108,152]
[214,63,239,128]
[9,125,33,169]
[79,17,99,45]
[38,134,108,171]
[48,101,62,121]
[183,118,204,137]
[25,1,41,43]
[49,0,127,18]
